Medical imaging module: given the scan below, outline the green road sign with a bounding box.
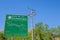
[4,14,28,37]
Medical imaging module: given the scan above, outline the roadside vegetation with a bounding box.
[0,22,60,40]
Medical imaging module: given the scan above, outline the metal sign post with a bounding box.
[28,8,36,40]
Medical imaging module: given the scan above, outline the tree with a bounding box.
[34,22,52,40]
[34,22,44,40]
[0,32,6,40]
[57,26,60,34]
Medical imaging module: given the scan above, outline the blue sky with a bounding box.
[0,0,60,31]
